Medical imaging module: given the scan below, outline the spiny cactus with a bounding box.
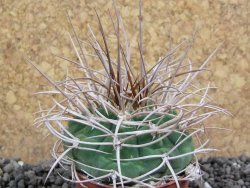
[28,1,229,187]
[65,108,194,181]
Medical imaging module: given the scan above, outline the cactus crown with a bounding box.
[29,1,229,187]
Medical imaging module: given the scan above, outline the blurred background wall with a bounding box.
[0,0,249,164]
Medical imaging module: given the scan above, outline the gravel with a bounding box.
[0,155,249,188]
[190,155,250,188]
[0,157,74,188]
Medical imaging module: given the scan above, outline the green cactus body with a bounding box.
[65,108,194,182]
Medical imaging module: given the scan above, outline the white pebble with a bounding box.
[18,161,24,166]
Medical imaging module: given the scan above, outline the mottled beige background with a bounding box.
[0,0,249,164]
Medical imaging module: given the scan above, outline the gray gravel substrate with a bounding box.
[0,155,249,188]
[190,155,250,188]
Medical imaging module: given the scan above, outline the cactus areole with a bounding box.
[65,108,194,183]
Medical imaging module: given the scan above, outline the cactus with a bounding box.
[29,0,229,187]
[65,108,194,181]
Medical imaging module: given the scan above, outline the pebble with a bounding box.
[244,164,250,175]
[11,160,20,169]
[226,166,231,174]
[238,179,244,185]
[62,182,69,188]
[17,179,25,188]
[3,163,14,173]
[3,158,10,164]
[33,166,43,174]
[18,160,24,166]
[48,175,56,183]
[9,180,15,187]
[55,176,64,185]
[25,170,36,179]
[15,173,24,182]
[202,171,209,179]
[234,172,241,179]
[3,172,10,182]
[29,177,37,185]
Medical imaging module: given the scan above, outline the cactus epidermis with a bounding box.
[64,107,194,182]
